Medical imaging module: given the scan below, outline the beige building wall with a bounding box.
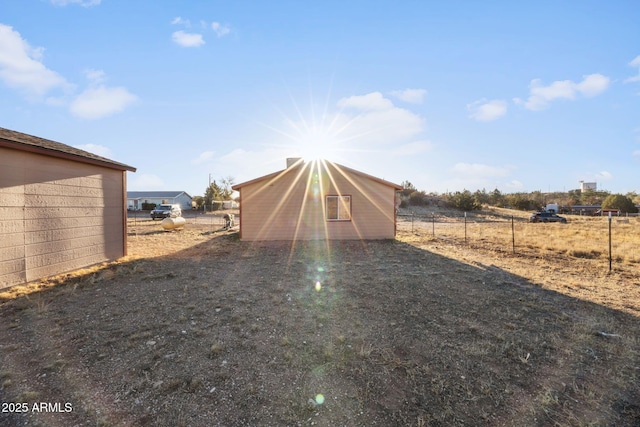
[237,161,399,241]
[0,147,126,288]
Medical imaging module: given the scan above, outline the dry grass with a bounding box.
[0,209,638,426]
[403,205,640,267]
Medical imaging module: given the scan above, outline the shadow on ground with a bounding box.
[1,232,639,426]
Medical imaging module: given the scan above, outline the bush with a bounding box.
[141,202,156,210]
[446,190,481,211]
[408,191,427,206]
[601,194,638,213]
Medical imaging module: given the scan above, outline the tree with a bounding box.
[220,176,235,200]
[580,189,610,205]
[601,194,638,213]
[193,196,204,210]
[446,190,481,211]
[488,188,504,206]
[204,180,224,211]
[505,193,535,211]
[401,180,417,197]
[203,176,236,211]
[473,189,489,205]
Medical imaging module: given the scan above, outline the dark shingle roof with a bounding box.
[0,127,136,172]
[127,191,191,199]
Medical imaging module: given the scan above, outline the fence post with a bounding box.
[464,212,467,243]
[411,212,414,233]
[432,212,435,236]
[608,212,612,272]
[511,215,515,254]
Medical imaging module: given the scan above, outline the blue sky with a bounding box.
[1,0,639,196]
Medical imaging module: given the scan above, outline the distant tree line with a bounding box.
[399,181,639,213]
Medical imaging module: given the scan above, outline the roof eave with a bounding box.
[0,137,136,172]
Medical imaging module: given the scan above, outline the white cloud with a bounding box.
[0,25,135,119]
[171,17,191,27]
[522,74,610,111]
[0,24,71,97]
[323,94,424,147]
[450,163,513,178]
[633,150,640,159]
[211,22,231,37]
[595,171,613,181]
[128,174,165,191]
[576,74,610,97]
[172,30,205,47]
[467,99,507,122]
[70,86,137,119]
[389,88,427,104]
[73,143,112,158]
[192,150,216,165]
[50,0,101,6]
[337,92,394,111]
[84,68,106,84]
[624,55,640,83]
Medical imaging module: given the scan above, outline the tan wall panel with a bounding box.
[0,246,25,263]
[0,232,24,250]
[0,261,26,287]
[0,220,25,235]
[25,227,103,245]
[0,191,26,206]
[26,252,108,282]
[0,146,126,288]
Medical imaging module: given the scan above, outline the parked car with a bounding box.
[529,212,567,223]
[150,204,182,220]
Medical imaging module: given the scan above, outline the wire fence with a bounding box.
[397,212,640,271]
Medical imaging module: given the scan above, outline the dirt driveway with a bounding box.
[1,220,639,426]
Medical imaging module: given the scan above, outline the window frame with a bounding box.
[325,195,352,221]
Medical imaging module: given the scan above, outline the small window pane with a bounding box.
[326,195,350,221]
[338,196,351,220]
[326,196,338,220]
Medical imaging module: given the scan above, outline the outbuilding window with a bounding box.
[326,195,351,221]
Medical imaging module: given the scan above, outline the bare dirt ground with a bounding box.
[1,209,639,426]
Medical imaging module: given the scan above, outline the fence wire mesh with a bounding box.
[397,211,640,270]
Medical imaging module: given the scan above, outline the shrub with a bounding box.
[601,194,638,213]
[446,190,481,211]
[141,202,156,210]
[408,191,427,206]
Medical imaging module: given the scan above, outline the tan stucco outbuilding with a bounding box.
[0,127,136,289]
[232,159,402,241]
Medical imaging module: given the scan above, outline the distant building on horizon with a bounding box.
[579,181,597,193]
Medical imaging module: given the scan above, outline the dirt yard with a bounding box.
[1,211,639,426]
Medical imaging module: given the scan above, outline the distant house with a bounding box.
[232,158,402,241]
[0,127,136,289]
[126,191,192,211]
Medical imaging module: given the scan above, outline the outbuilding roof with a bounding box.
[0,127,136,172]
[232,159,402,191]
